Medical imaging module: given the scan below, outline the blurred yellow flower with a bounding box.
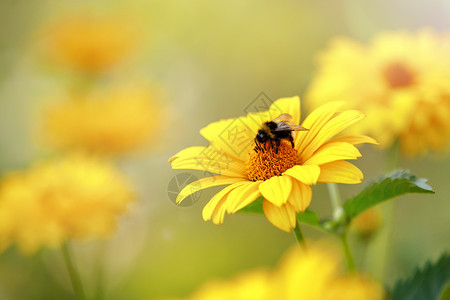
[351,207,382,238]
[170,244,384,300]
[0,154,134,254]
[169,97,375,232]
[306,29,450,156]
[41,14,137,73]
[42,85,161,156]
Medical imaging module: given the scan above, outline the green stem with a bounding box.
[341,233,355,272]
[370,142,400,280]
[327,183,341,212]
[292,219,307,251]
[61,243,87,300]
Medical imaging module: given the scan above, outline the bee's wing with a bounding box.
[271,113,293,123]
[273,123,308,132]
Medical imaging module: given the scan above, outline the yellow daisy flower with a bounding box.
[306,29,450,156]
[166,243,384,300]
[0,154,134,254]
[41,14,137,73]
[169,97,375,232]
[42,85,161,156]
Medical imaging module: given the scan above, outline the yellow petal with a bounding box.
[175,176,247,204]
[170,145,247,178]
[226,182,261,213]
[288,181,312,212]
[168,146,206,162]
[200,118,254,162]
[268,96,301,126]
[329,135,379,145]
[295,102,345,152]
[304,142,361,166]
[283,165,320,185]
[263,200,296,232]
[259,175,293,206]
[301,110,365,161]
[202,182,247,224]
[318,161,363,184]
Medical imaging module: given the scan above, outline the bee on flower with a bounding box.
[169,97,376,232]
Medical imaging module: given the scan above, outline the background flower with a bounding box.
[305,29,450,156]
[166,243,384,300]
[0,154,134,254]
[42,84,162,156]
[40,13,138,74]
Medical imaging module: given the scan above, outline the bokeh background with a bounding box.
[0,0,449,299]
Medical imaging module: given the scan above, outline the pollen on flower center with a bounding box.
[382,62,415,88]
[246,141,298,181]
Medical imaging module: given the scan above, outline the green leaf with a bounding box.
[390,253,450,300]
[297,210,320,226]
[238,197,320,227]
[238,197,264,214]
[343,169,434,219]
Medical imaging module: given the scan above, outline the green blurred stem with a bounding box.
[327,183,341,211]
[327,183,355,272]
[292,220,307,251]
[62,243,87,300]
[341,233,355,272]
[371,142,400,280]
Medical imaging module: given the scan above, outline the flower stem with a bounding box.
[61,243,87,300]
[327,183,341,211]
[370,142,400,280]
[292,219,307,251]
[341,233,355,272]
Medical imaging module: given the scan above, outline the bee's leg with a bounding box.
[254,138,259,152]
[289,135,295,148]
[275,139,281,154]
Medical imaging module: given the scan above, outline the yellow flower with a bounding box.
[42,85,161,156]
[169,243,384,300]
[188,270,271,300]
[306,29,450,156]
[169,97,375,232]
[0,154,134,254]
[41,14,137,73]
[274,244,384,300]
[351,207,382,238]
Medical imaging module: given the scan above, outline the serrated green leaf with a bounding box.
[237,196,320,227]
[343,169,434,219]
[391,253,450,300]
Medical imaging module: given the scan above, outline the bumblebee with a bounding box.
[254,113,308,153]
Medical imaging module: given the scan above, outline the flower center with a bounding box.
[245,141,298,181]
[382,62,415,89]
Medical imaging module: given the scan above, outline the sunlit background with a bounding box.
[0,0,449,299]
